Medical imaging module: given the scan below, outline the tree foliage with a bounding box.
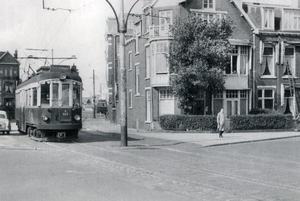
[169,13,234,114]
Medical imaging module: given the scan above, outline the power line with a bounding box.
[42,12,71,52]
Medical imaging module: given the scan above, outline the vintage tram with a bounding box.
[15,64,82,141]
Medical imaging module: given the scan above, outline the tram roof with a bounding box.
[17,65,82,89]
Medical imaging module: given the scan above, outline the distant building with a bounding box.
[0,51,20,119]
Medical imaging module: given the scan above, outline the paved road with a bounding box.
[1,126,300,201]
[1,110,300,200]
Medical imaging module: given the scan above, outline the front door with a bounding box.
[159,88,174,116]
[226,99,238,118]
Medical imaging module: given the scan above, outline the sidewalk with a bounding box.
[82,116,300,147]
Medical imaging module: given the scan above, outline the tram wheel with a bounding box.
[32,129,37,137]
[27,127,32,137]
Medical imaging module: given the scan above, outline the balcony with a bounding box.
[149,25,173,38]
[151,74,170,87]
[224,74,248,89]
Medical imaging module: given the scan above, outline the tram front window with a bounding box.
[52,83,59,106]
[41,83,50,105]
[62,84,70,106]
[73,85,81,106]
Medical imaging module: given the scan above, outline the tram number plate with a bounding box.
[57,132,66,138]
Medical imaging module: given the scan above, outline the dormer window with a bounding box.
[283,9,300,31]
[203,0,214,9]
[263,8,274,30]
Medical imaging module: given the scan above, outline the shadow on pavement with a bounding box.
[77,130,142,143]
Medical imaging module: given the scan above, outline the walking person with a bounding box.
[217,108,225,138]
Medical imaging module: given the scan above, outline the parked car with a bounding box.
[0,110,11,135]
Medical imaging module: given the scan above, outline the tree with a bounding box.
[169,13,234,114]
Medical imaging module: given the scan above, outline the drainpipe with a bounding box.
[252,33,256,109]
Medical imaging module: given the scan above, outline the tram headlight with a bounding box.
[74,115,81,121]
[60,72,67,81]
[41,115,49,121]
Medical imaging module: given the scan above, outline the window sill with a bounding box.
[225,74,248,76]
[145,77,150,80]
[135,93,140,97]
[145,121,151,124]
[135,52,140,56]
[282,76,297,79]
[260,76,276,79]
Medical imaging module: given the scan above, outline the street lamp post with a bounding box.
[105,0,140,146]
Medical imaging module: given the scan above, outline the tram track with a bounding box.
[42,134,300,200]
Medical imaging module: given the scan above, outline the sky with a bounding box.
[1,0,296,98]
[0,0,143,98]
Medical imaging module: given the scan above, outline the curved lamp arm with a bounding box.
[105,0,120,33]
[125,0,140,32]
[105,0,140,33]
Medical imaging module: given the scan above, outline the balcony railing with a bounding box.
[149,25,173,38]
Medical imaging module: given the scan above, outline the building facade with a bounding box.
[106,0,300,130]
[0,51,20,119]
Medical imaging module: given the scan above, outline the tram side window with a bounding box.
[33,87,37,106]
[73,85,81,105]
[41,83,50,105]
[62,84,70,106]
[52,83,59,106]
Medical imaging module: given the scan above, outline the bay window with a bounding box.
[226,46,249,75]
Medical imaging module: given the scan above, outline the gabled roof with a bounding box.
[0,51,19,65]
[231,0,300,34]
[151,0,186,7]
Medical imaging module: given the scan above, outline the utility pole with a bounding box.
[93,70,96,118]
[105,0,140,147]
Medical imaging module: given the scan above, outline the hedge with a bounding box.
[159,114,295,131]
[159,115,217,131]
[230,114,294,130]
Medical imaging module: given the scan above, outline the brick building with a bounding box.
[106,0,300,130]
[0,51,20,119]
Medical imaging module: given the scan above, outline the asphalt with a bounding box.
[82,114,300,147]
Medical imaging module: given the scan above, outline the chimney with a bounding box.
[14,50,18,59]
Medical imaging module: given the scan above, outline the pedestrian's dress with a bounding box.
[217,111,225,132]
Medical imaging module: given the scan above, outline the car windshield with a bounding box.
[0,114,5,118]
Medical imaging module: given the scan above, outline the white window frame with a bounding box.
[145,45,150,79]
[159,10,173,35]
[261,45,275,78]
[145,89,151,122]
[282,47,295,78]
[155,42,169,74]
[128,51,132,71]
[262,7,274,30]
[135,64,140,96]
[226,46,249,75]
[257,87,275,109]
[192,10,227,23]
[202,0,214,10]
[129,90,133,109]
[159,89,173,100]
[283,9,300,31]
